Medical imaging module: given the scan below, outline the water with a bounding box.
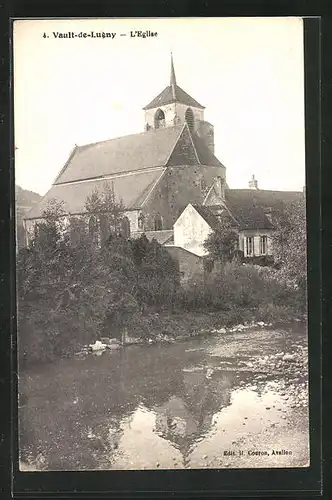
[18,325,309,470]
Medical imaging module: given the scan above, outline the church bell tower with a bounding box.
[143,55,215,154]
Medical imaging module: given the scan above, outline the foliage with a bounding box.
[17,194,134,364]
[180,261,302,321]
[203,218,239,264]
[17,187,307,365]
[17,192,180,364]
[85,182,126,243]
[130,235,180,310]
[271,198,307,291]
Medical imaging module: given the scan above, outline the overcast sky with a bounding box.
[14,17,305,195]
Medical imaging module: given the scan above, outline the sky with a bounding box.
[13,17,305,196]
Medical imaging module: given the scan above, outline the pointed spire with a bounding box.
[170,52,177,99]
[170,53,177,86]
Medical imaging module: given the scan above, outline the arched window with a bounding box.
[70,216,85,246]
[99,214,109,244]
[120,217,131,238]
[88,215,100,246]
[185,107,195,132]
[154,108,165,129]
[154,214,163,231]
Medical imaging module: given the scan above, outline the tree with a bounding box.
[131,236,180,309]
[85,181,126,244]
[203,219,239,264]
[271,198,307,290]
[17,185,182,363]
[17,195,138,363]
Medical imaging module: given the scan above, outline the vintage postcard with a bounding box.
[14,17,309,472]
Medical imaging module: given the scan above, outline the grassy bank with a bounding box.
[126,306,305,345]
[18,257,306,367]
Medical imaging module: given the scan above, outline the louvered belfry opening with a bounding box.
[154,108,165,129]
[185,107,195,132]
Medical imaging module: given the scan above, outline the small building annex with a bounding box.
[174,177,303,259]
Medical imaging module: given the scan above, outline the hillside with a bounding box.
[16,185,41,208]
[16,185,41,249]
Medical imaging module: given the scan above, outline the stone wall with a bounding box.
[165,246,205,286]
[142,164,225,232]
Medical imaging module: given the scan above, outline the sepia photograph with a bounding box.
[14,17,309,472]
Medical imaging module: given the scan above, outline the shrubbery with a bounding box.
[17,194,180,365]
[178,261,304,322]
[17,189,307,365]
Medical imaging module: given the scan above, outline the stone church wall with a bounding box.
[141,164,224,231]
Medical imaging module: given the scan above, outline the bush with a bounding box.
[17,202,180,365]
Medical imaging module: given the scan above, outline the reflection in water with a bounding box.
[19,327,309,470]
[153,370,234,466]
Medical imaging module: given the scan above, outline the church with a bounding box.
[24,55,303,279]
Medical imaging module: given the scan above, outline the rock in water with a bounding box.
[107,344,120,350]
[89,340,107,352]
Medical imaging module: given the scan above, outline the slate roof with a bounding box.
[26,123,226,220]
[165,246,204,261]
[26,169,165,219]
[196,189,303,231]
[54,126,184,185]
[224,189,303,230]
[132,230,174,245]
[54,125,223,186]
[143,85,205,110]
[191,134,225,169]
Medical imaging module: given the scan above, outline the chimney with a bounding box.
[249,174,258,190]
[214,176,225,200]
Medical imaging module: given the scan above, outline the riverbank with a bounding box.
[18,305,306,367]
[79,309,306,355]
[19,323,309,471]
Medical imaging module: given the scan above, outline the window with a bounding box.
[185,108,195,132]
[260,235,268,255]
[120,217,131,238]
[99,215,110,244]
[88,215,100,246]
[154,214,163,231]
[245,236,254,257]
[154,108,165,129]
[70,217,85,246]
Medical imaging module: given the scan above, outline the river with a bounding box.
[18,323,309,471]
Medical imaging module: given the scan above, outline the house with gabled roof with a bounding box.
[174,175,303,261]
